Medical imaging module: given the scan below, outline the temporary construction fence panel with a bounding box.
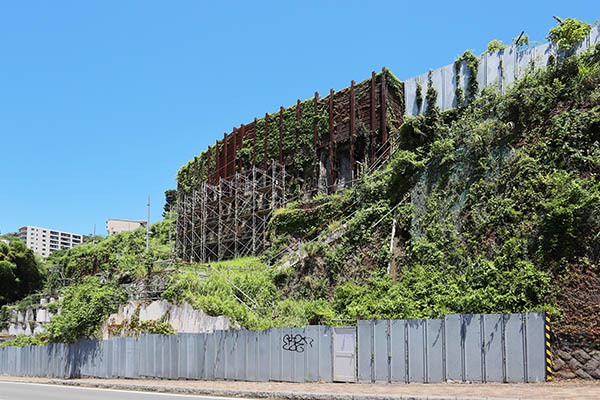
[0,325,334,382]
[357,312,547,383]
[0,313,546,383]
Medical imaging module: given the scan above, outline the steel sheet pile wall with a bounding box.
[358,313,546,383]
[404,26,600,116]
[0,326,333,382]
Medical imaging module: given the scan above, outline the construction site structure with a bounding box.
[176,68,405,262]
[176,161,287,263]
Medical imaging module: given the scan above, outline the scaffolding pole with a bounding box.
[176,161,287,263]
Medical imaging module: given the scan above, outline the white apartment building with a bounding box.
[106,219,146,236]
[17,226,83,257]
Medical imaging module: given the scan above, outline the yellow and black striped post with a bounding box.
[545,312,553,381]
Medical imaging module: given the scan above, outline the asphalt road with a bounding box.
[0,381,256,400]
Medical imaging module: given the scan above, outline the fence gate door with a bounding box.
[333,327,356,382]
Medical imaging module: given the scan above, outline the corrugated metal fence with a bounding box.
[0,313,547,383]
[404,26,600,116]
[0,326,333,382]
[358,313,546,383]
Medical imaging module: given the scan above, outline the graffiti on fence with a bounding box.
[282,334,314,353]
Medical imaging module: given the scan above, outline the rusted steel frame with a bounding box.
[279,106,284,165]
[370,71,376,164]
[350,80,355,181]
[232,127,238,176]
[252,118,257,167]
[381,67,388,157]
[328,89,334,193]
[296,99,300,149]
[223,132,229,179]
[313,92,319,161]
[215,139,221,184]
[207,147,212,185]
[264,113,269,171]
[238,124,245,172]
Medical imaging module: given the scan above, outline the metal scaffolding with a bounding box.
[176,161,287,262]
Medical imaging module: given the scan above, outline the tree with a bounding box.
[163,189,177,217]
[0,239,45,306]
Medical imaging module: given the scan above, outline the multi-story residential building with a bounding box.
[17,226,83,257]
[106,219,146,236]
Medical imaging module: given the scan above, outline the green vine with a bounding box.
[416,82,423,115]
[424,70,439,120]
[176,71,396,193]
[546,17,593,52]
[485,39,507,54]
[454,50,479,107]
[107,306,176,337]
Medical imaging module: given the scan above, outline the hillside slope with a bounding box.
[3,37,599,351]
[255,43,600,342]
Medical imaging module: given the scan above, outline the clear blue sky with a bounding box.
[1,1,598,236]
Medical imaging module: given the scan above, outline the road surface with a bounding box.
[0,381,256,400]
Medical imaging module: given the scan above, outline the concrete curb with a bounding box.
[41,379,521,400]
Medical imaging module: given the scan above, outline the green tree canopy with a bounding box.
[0,239,45,306]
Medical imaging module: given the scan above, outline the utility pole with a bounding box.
[146,196,150,252]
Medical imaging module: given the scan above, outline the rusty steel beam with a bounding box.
[279,106,284,165]
[381,67,387,152]
[313,92,319,161]
[296,99,300,149]
[232,127,238,176]
[207,146,212,185]
[253,118,257,167]
[264,113,269,171]
[370,71,376,165]
[215,140,221,185]
[329,89,334,193]
[223,132,228,179]
[350,80,355,181]
[239,124,245,172]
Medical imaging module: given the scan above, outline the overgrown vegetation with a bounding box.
[485,39,507,53]
[177,39,600,340]
[175,69,404,196]
[454,50,479,108]
[46,277,126,343]
[547,17,594,51]
[44,220,172,292]
[2,20,598,347]
[0,239,45,306]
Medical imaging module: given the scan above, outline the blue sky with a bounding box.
[1,1,598,236]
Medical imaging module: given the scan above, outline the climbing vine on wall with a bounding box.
[416,82,423,115]
[454,50,479,107]
[424,70,439,120]
[175,70,401,194]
